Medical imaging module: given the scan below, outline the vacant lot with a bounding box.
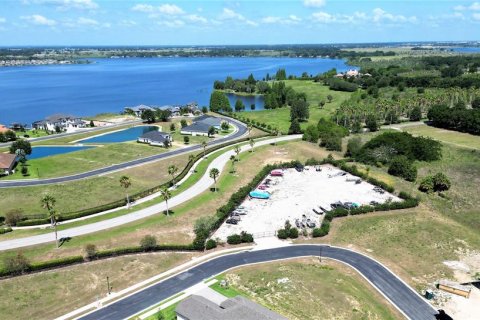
[213,258,402,320]
[240,80,352,133]
[0,252,196,320]
[0,140,339,267]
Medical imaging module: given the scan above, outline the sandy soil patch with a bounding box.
[213,164,399,240]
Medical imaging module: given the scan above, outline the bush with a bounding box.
[5,209,24,226]
[418,175,435,193]
[388,156,417,181]
[0,227,13,234]
[433,173,451,192]
[227,234,242,245]
[312,227,327,237]
[84,244,97,260]
[183,136,190,144]
[365,114,378,132]
[3,252,30,275]
[345,137,362,157]
[205,239,217,250]
[277,229,289,239]
[288,228,299,239]
[240,231,254,243]
[410,106,422,121]
[140,235,157,251]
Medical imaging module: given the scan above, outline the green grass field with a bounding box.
[238,80,353,133]
[400,124,480,150]
[211,258,402,320]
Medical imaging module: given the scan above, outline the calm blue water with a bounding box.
[28,146,95,160]
[0,57,353,125]
[451,47,480,53]
[79,125,158,143]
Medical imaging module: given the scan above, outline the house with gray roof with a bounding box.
[180,121,214,136]
[125,105,155,117]
[194,115,224,128]
[32,114,86,132]
[137,131,172,147]
[175,295,287,320]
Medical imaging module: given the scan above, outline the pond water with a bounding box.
[78,125,158,143]
[451,47,480,53]
[0,57,354,124]
[28,146,95,160]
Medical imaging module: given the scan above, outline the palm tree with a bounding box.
[230,155,236,173]
[41,194,59,248]
[249,138,255,152]
[209,168,219,192]
[201,141,208,158]
[119,176,132,208]
[168,165,178,186]
[160,188,172,216]
[247,124,253,135]
[233,145,241,160]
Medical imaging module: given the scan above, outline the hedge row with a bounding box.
[17,131,267,226]
[0,244,197,278]
[0,227,12,234]
[217,111,275,134]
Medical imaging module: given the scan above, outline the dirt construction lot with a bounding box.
[213,164,400,240]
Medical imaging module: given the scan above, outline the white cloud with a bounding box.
[219,8,258,26]
[304,0,326,8]
[311,11,335,23]
[289,15,302,22]
[0,17,6,23]
[21,14,56,26]
[119,19,137,27]
[311,8,416,25]
[262,15,302,25]
[372,8,417,23]
[185,14,208,24]
[158,19,185,28]
[158,4,184,15]
[455,2,480,11]
[76,17,98,25]
[474,12,480,20]
[132,3,184,15]
[261,16,281,24]
[26,0,98,11]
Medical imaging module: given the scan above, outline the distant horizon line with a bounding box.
[1,40,480,48]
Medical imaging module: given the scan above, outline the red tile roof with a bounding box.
[0,153,17,169]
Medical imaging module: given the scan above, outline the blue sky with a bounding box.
[0,0,479,45]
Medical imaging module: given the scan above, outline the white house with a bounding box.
[137,131,172,147]
[32,114,86,132]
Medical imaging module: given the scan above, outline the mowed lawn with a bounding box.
[0,141,340,268]
[0,252,196,320]
[213,258,402,320]
[239,80,353,133]
[400,123,480,150]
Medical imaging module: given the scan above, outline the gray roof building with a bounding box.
[137,131,171,145]
[175,295,287,320]
[194,115,224,128]
[180,122,213,134]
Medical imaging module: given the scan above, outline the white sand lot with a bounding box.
[213,164,400,241]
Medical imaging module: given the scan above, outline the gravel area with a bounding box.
[213,164,400,241]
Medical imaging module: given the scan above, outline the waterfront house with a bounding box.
[0,153,18,175]
[194,115,225,129]
[0,124,9,133]
[32,114,86,132]
[9,123,27,131]
[180,122,213,136]
[175,295,287,320]
[125,105,155,117]
[137,131,172,146]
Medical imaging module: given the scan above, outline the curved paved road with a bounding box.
[0,117,247,188]
[79,245,438,320]
[0,135,301,251]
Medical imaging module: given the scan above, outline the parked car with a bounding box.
[373,187,385,194]
[370,201,380,206]
[306,219,316,228]
[258,185,267,190]
[330,201,345,209]
[295,219,301,228]
[343,202,359,209]
[319,206,329,213]
[295,163,304,172]
[312,208,322,215]
[226,218,238,225]
[233,210,247,215]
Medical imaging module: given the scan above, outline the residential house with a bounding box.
[32,114,86,132]
[175,295,287,320]
[0,153,18,175]
[137,131,172,147]
[180,122,213,136]
[0,124,9,133]
[9,123,26,131]
[125,105,155,117]
[194,115,225,129]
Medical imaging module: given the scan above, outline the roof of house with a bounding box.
[0,125,9,133]
[181,122,212,133]
[129,105,154,112]
[176,295,287,320]
[45,114,78,122]
[0,153,17,169]
[195,115,223,127]
[139,131,170,143]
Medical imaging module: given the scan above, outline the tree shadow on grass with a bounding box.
[162,210,176,216]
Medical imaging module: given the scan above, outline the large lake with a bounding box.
[0,57,353,125]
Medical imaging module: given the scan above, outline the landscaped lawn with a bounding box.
[238,80,353,133]
[211,258,402,320]
[0,252,196,320]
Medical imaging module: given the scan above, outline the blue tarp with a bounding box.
[250,190,270,199]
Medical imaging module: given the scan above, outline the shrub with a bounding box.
[240,231,254,243]
[365,114,378,132]
[410,106,422,121]
[183,136,190,144]
[388,156,417,181]
[140,235,157,251]
[0,227,13,234]
[418,175,435,193]
[433,173,451,192]
[277,229,289,239]
[312,228,327,238]
[5,209,24,226]
[288,228,299,239]
[84,244,97,260]
[227,234,242,245]
[3,252,30,275]
[205,239,217,250]
[345,137,362,157]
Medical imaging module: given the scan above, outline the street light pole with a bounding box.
[107,276,111,295]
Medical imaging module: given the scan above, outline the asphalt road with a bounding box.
[0,135,301,251]
[0,117,247,188]
[78,245,438,320]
